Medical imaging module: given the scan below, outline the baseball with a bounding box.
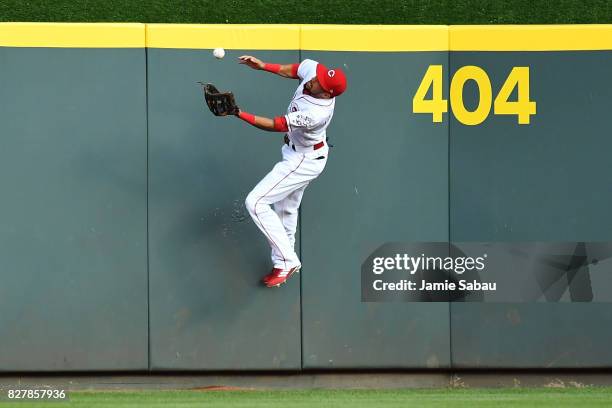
[213,48,225,59]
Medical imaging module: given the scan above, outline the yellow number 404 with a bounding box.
[412,65,536,125]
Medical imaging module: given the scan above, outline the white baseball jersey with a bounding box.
[284,59,335,147]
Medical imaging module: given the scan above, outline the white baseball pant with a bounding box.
[245,143,328,270]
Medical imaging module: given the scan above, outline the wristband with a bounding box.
[263,63,281,74]
[238,111,256,125]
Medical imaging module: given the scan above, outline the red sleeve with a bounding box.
[290,63,299,79]
[273,116,289,132]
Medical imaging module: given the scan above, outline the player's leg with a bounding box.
[245,153,309,270]
[272,184,307,258]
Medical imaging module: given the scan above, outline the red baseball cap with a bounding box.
[316,63,347,97]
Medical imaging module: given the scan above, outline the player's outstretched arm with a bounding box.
[238,56,299,79]
[235,109,288,132]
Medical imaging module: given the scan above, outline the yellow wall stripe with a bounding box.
[2,23,612,51]
[450,25,612,51]
[146,24,299,50]
[0,23,145,48]
[300,25,449,52]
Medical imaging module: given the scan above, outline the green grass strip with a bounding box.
[0,0,611,24]
[3,387,612,408]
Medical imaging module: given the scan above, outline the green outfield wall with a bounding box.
[147,44,303,370]
[299,48,450,369]
[0,24,148,371]
[0,23,611,371]
[449,48,612,368]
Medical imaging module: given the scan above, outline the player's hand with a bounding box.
[238,55,264,70]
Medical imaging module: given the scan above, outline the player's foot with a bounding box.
[261,268,282,285]
[263,265,301,288]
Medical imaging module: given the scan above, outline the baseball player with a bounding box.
[234,55,347,288]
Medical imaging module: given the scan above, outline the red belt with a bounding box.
[284,135,324,151]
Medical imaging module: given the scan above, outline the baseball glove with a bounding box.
[199,82,239,116]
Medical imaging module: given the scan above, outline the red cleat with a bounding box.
[262,265,301,287]
[262,268,281,285]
